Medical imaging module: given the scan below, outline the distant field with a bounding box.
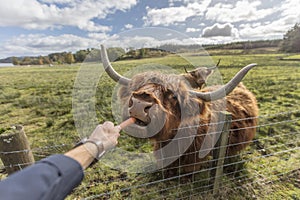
[281,54,300,60]
[0,50,299,199]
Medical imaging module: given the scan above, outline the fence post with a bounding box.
[210,111,232,196]
[0,125,35,175]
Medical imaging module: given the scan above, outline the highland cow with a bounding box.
[182,59,220,89]
[101,45,259,175]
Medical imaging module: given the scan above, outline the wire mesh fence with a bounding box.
[1,109,299,199]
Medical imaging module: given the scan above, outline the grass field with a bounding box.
[281,54,300,60]
[0,49,299,199]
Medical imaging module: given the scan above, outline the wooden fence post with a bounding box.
[210,111,232,196]
[0,125,35,175]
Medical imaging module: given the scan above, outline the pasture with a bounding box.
[0,50,300,199]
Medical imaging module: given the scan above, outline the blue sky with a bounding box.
[0,0,299,58]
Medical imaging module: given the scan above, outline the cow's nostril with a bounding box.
[144,106,151,113]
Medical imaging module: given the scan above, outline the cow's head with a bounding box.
[100,45,256,137]
[182,59,220,88]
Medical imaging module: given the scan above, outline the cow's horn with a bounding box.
[183,65,189,73]
[209,58,221,70]
[189,63,257,101]
[100,45,131,85]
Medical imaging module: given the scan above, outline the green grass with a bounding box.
[0,50,299,199]
[281,54,300,60]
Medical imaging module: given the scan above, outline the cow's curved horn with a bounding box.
[216,58,221,67]
[189,63,257,101]
[183,65,189,73]
[209,59,221,70]
[208,58,221,70]
[100,45,131,85]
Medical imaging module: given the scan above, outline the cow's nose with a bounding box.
[128,97,153,122]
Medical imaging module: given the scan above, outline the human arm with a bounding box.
[0,121,120,200]
[0,154,84,200]
[65,121,120,169]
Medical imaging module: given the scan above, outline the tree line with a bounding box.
[11,49,92,66]
[280,23,300,53]
[9,47,168,65]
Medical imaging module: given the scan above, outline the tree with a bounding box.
[43,56,51,65]
[138,48,147,58]
[65,52,75,64]
[74,49,89,62]
[21,57,32,65]
[280,23,300,53]
[48,52,67,64]
[85,48,100,62]
[107,47,125,61]
[38,56,44,65]
[12,57,19,65]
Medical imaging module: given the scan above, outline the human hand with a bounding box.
[89,121,121,151]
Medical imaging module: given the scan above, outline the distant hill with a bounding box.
[204,39,282,50]
[157,39,282,53]
[0,57,14,63]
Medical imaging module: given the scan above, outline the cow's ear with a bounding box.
[190,71,196,77]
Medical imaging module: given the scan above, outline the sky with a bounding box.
[0,0,299,58]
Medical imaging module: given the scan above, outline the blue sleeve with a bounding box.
[0,154,84,200]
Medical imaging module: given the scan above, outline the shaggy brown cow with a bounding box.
[182,59,220,89]
[101,45,259,175]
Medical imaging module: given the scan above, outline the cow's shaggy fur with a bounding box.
[119,72,258,175]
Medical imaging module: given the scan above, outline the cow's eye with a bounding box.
[133,92,152,101]
[168,93,177,101]
[141,92,150,99]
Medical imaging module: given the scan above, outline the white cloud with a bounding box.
[239,18,295,40]
[206,0,275,23]
[278,0,300,28]
[124,24,134,29]
[0,0,137,32]
[202,23,239,38]
[191,36,241,45]
[87,32,110,40]
[238,0,300,40]
[144,0,211,26]
[39,0,73,4]
[102,29,213,49]
[0,34,97,57]
[144,6,195,26]
[79,22,112,32]
[186,28,201,33]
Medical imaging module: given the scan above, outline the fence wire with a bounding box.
[0,109,299,199]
